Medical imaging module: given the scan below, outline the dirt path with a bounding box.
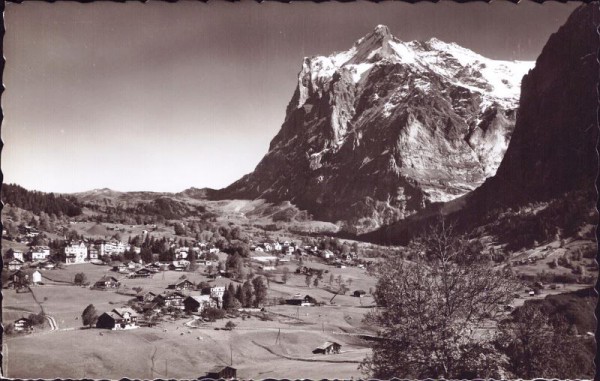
[45,315,58,330]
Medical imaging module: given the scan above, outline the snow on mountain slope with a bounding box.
[218,25,534,232]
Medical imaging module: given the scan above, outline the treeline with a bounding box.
[84,198,208,223]
[2,183,82,217]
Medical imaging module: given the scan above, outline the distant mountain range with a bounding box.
[214,25,533,232]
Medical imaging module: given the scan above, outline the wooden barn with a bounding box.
[312,341,341,355]
[94,276,120,289]
[183,295,217,313]
[285,294,317,306]
[96,308,138,330]
[203,365,237,379]
[13,317,33,332]
[154,291,186,309]
[168,279,195,290]
[129,268,152,278]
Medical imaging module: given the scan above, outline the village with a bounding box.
[4,216,596,379]
[2,219,389,379]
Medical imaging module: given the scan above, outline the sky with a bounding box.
[2,1,580,194]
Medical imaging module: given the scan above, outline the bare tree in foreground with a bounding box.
[360,220,519,379]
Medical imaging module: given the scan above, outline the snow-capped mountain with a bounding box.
[363,4,599,244]
[217,25,534,232]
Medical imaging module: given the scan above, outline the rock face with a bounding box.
[362,4,599,245]
[218,25,533,231]
[474,3,599,207]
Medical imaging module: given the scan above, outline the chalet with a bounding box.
[6,269,30,289]
[200,286,225,306]
[129,268,152,279]
[175,250,188,260]
[14,317,33,332]
[28,246,51,261]
[94,276,120,289]
[168,279,195,291]
[7,258,24,271]
[41,261,56,270]
[32,270,42,285]
[353,290,367,298]
[146,263,162,273]
[183,295,217,313]
[88,247,99,261]
[12,250,24,262]
[170,260,189,271]
[203,366,237,380]
[117,265,131,274]
[136,291,157,302]
[20,225,40,237]
[96,308,138,330]
[312,341,341,355]
[154,291,186,309]
[285,294,316,306]
[321,250,334,259]
[65,242,88,264]
[141,301,161,313]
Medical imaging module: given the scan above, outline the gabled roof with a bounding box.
[208,365,236,373]
[186,295,211,303]
[112,307,138,318]
[163,291,186,298]
[97,276,119,283]
[315,341,340,350]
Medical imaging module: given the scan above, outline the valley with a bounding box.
[2,2,598,380]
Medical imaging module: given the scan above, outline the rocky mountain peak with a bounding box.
[348,25,395,63]
[219,25,535,232]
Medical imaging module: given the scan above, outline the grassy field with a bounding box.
[4,321,369,379]
[4,241,593,379]
[3,259,379,379]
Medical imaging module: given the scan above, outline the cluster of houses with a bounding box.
[251,240,300,254]
[2,225,42,245]
[4,238,131,271]
[93,277,226,330]
[251,240,369,270]
[65,239,129,265]
[5,246,52,271]
[5,268,43,289]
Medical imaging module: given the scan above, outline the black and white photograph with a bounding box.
[1,1,598,379]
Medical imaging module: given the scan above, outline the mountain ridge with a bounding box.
[215,25,534,232]
[362,4,599,245]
